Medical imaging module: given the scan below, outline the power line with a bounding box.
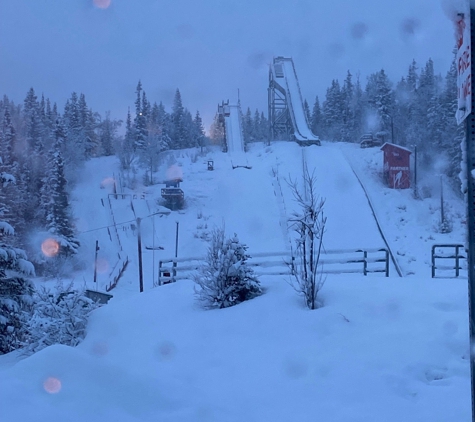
[78,212,168,234]
[78,218,136,234]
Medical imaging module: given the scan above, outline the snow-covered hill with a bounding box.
[0,141,470,421]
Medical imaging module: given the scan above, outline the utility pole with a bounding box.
[137,217,144,293]
[440,175,445,229]
[172,221,179,281]
[413,145,418,199]
[136,210,171,292]
[391,115,394,144]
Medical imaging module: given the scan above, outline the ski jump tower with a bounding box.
[268,57,320,145]
[217,100,245,153]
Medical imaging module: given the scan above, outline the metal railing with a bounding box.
[431,244,466,278]
[156,248,389,285]
[106,252,129,292]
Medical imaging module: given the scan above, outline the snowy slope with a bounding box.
[0,140,470,421]
[71,156,124,291]
[224,105,244,153]
[281,60,319,142]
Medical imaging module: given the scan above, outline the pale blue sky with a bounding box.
[0,0,457,130]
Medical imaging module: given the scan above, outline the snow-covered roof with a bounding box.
[380,142,412,154]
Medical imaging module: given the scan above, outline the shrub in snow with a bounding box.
[287,167,327,310]
[194,227,261,309]
[26,281,100,354]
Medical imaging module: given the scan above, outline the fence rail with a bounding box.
[157,248,389,285]
[431,244,466,278]
[106,252,129,292]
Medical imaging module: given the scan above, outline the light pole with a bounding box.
[136,210,170,292]
[413,145,419,199]
[390,115,394,144]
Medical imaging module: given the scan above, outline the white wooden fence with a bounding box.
[156,248,389,286]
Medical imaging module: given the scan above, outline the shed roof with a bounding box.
[380,142,412,154]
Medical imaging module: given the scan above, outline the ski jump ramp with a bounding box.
[218,102,245,153]
[269,57,320,145]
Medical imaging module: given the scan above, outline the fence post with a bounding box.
[431,245,436,278]
[158,261,162,286]
[385,249,389,277]
[456,245,461,278]
[363,250,367,276]
[172,260,177,283]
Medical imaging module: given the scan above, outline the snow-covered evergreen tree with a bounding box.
[353,75,365,139]
[79,95,99,159]
[242,107,253,144]
[134,81,148,151]
[322,79,343,141]
[0,168,35,354]
[193,110,206,151]
[0,113,23,240]
[303,99,311,124]
[41,119,80,259]
[170,88,187,149]
[365,69,394,140]
[98,111,121,156]
[340,70,355,142]
[194,227,261,309]
[118,108,136,171]
[62,92,87,185]
[310,95,322,137]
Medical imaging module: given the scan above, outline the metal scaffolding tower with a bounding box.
[268,58,292,141]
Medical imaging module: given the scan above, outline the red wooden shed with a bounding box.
[380,143,411,189]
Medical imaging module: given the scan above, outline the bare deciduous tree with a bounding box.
[287,167,327,310]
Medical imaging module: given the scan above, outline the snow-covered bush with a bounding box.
[287,167,327,310]
[26,281,100,354]
[194,227,261,309]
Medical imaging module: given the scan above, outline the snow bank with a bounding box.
[0,275,470,421]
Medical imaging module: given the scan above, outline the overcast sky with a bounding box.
[0,0,461,131]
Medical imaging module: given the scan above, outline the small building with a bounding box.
[380,143,411,189]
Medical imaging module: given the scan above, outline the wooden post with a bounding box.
[137,218,144,292]
[456,244,461,278]
[93,240,99,288]
[158,261,162,286]
[385,249,389,277]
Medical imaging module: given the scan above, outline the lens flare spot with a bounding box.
[400,17,420,38]
[43,377,62,394]
[166,165,183,181]
[350,22,368,40]
[93,0,111,9]
[95,258,110,274]
[154,341,177,360]
[92,341,109,356]
[41,238,60,257]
